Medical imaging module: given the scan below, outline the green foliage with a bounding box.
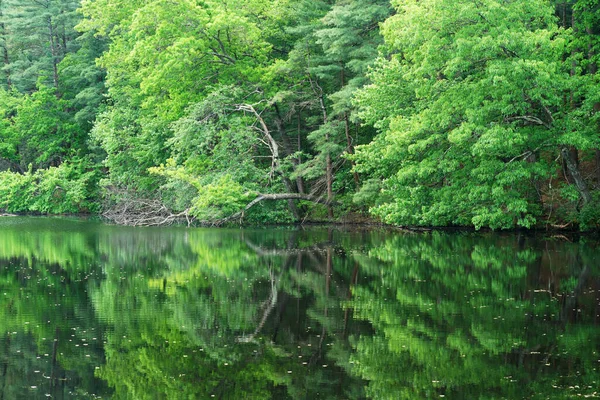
[352,0,599,229]
[0,159,99,213]
[0,88,21,169]
[578,192,600,230]
[1,0,82,92]
[150,162,255,221]
[188,176,254,220]
[9,84,88,168]
[0,1,106,214]
[2,0,600,227]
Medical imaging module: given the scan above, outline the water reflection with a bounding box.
[349,233,599,399]
[0,218,598,399]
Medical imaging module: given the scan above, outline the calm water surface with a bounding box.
[0,217,598,399]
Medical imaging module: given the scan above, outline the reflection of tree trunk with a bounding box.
[343,262,360,339]
[317,243,333,358]
[321,231,335,347]
[326,246,332,298]
[271,293,289,342]
[560,266,589,322]
[272,251,296,341]
[244,237,337,257]
[238,265,279,343]
[238,253,295,343]
[287,230,298,250]
[296,252,303,325]
[51,328,59,388]
[1,336,10,400]
[595,287,599,325]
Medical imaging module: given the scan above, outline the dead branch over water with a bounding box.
[102,190,337,227]
[101,190,191,227]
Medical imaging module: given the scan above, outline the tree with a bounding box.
[1,0,81,93]
[353,0,600,229]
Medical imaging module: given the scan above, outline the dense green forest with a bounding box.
[0,0,600,230]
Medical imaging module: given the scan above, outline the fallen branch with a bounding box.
[101,190,191,227]
[102,189,338,227]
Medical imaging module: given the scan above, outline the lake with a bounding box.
[0,217,598,399]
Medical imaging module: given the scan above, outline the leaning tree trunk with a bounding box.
[236,104,300,220]
[216,193,338,225]
[562,147,592,205]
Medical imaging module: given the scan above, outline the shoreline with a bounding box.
[2,213,598,236]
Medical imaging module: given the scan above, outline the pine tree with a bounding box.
[2,0,80,93]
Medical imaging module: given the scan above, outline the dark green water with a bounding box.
[0,217,598,399]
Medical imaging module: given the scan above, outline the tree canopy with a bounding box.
[1,0,600,229]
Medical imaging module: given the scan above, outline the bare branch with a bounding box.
[213,193,339,226]
[504,115,551,129]
[101,189,191,227]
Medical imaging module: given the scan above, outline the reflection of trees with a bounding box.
[347,233,600,399]
[91,227,370,399]
[0,246,109,398]
[2,218,598,399]
[3,221,367,399]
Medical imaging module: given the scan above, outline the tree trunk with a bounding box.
[0,1,11,89]
[60,8,68,57]
[561,147,591,205]
[1,43,9,90]
[340,68,360,189]
[47,15,59,91]
[326,154,334,219]
[273,103,304,217]
[318,95,335,219]
[561,9,589,199]
[296,114,305,194]
[596,149,600,185]
[217,192,339,225]
[344,113,360,189]
[237,104,300,220]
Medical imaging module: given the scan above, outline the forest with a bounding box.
[0,0,600,230]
